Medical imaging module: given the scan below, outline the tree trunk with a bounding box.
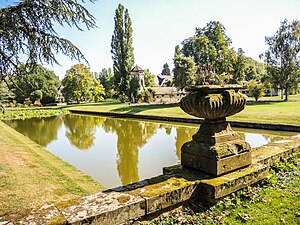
[284,85,288,101]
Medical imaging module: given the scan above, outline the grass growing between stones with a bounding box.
[148,155,300,225]
[62,101,300,126]
[0,121,106,221]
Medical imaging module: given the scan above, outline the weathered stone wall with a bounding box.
[8,135,300,225]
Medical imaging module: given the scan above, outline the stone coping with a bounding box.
[9,135,300,225]
[68,109,300,132]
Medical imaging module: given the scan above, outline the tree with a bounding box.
[247,80,265,102]
[234,48,247,83]
[62,64,104,103]
[92,79,105,102]
[261,19,300,100]
[161,63,171,75]
[144,69,156,87]
[111,4,135,101]
[173,53,196,90]
[98,68,114,97]
[0,0,96,80]
[0,80,14,105]
[180,21,243,84]
[11,63,60,104]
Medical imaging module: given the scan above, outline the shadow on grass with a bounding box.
[111,104,177,114]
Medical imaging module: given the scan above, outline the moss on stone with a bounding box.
[128,177,194,198]
[54,198,81,210]
[117,195,131,203]
[46,216,67,225]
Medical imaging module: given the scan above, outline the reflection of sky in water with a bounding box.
[5,115,297,188]
[244,133,268,148]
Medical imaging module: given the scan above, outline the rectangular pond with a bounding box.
[4,114,297,188]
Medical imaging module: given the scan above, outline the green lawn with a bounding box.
[61,101,300,126]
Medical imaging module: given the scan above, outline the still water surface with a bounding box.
[4,114,296,188]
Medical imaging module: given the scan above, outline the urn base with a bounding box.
[181,140,251,176]
[181,119,252,176]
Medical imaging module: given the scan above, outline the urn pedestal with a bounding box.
[180,85,251,176]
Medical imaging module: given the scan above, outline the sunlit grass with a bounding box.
[63,101,300,126]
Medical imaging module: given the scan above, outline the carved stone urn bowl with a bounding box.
[179,85,251,176]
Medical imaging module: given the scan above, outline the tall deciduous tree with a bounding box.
[0,0,96,80]
[261,19,300,100]
[62,64,104,103]
[111,4,135,101]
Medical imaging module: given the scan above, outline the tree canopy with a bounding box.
[111,4,135,101]
[62,64,105,103]
[11,63,60,104]
[261,19,300,100]
[0,0,96,80]
[173,48,196,90]
[180,21,246,85]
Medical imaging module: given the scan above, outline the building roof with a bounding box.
[152,87,185,95]
[131,65,144,72]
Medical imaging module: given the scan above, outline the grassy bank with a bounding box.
[62,101,300,126]
[149,155,300,225]
[0,121,106,221]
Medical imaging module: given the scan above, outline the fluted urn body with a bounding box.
[179,85,251,176]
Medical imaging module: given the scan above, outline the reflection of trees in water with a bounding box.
[64,115,106,150]
[5,116,63,147]
[175,126,198,160]
[102,118,158,186]
[158,124,172,135]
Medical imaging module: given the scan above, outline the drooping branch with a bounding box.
[0,0,97,77]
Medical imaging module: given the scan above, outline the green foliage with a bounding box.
[161,63,171,75]
[0,80,15,104]
[0,109,69,121]
[173,54,196,89]
[30,90,43,102]
[98,68,114,98]
[62,64,104,103]
[92,80,105,102]
[179,21,248,84]
[247,80,265,101]
[261,19,300,100]
[111,4,135,100]
[129,76,140,102]
[144,69,156,87]
[11,63,60,104]
[0,0,96,80]
[137,89,152,103]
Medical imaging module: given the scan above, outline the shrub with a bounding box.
[247,80,265,102]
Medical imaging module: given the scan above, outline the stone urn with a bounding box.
[180,85,251,176]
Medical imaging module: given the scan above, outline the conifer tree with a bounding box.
[0,0,96,80]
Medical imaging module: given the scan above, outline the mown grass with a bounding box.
[0,109,69,120]
[149,155,300,225]
[0,121,106,221]
[61,101,300,126]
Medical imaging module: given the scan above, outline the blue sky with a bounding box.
[1,0,300,79]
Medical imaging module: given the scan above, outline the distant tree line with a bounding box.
[173,20,300,101]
